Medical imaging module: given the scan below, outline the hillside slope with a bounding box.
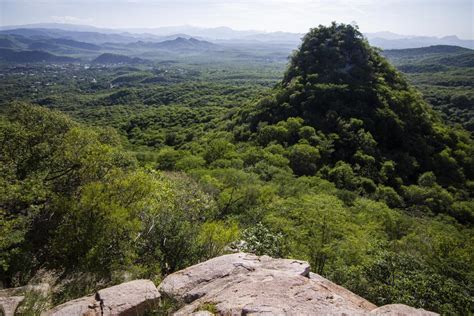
[0,48,78,63]
[236,23,472,195]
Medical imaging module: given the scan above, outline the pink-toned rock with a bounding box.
[41,296,99,316]
[0,296,25,316]
[160,253,375,315]
[191,312,214,316]
[309,272,377,311]
[40,254,440,316]
[159,252,310,303]
[370,304,439,315]
[43,279,160,316]
[96,279,160,316]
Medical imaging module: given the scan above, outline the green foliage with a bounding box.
[240,223,284,257]
[137,172,217,275]
[203,139,235,164]
[16,286,53,315]
[196,302,218,314]
[197,221,239,260]
[382,47,474,131]
[287,143,320,176]
[0,23,472,315]
[144,294,182,315]
[268,194,350,274]
[326,161,357,191]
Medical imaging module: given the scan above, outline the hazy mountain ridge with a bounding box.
[1,23,472,49]
[0,24,471,66]
[0,48,78,63]
[127,37,218,51]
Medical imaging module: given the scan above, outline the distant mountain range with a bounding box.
[365,33,474,50]
[0,29,224,64]
[0,48,77,63]
[0,23,472,65]
[1,23,472,49]
[0,28,151,44]
[128,37,217,51]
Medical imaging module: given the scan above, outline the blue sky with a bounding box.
[1,0,473,39]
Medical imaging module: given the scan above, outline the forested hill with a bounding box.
[0,23,473,315]
[0,48,77,63]
[236,23,472,196]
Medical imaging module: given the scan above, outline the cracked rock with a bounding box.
[160,253,378,315]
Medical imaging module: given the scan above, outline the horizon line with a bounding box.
[0,22,472,41]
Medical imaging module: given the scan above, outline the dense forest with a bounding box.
[0,23,473,315]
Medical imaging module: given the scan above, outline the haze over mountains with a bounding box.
[1,23,473,49]
[1,23,473,67]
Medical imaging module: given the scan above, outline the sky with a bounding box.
[0,0,473,39]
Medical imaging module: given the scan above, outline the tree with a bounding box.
[138,173,217,275]
[287,143,320,176]
[197,221,239,260]
[268,194,349,275]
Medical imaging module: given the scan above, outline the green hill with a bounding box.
[0,48,78,63]
[236,23,472,214]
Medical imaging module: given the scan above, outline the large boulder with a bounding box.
[159,253,378,315]
[97,279,160,315]
[159,252,310,303]
[43,279,160,316]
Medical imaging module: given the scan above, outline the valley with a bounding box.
[0,23,473,315]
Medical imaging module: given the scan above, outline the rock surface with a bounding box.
[5,253,440,315]
[159,252,310,304]
[159,253,439,315]
[97,279,160,315]
[159,253,377,315]
[42,296,99,316]
[43,279,160,316]
[370,304,439,315]
[0,296,25,316]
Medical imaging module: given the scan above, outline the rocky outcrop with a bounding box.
[159,253,439,316]
[43,280,160,316]
[3,253,440,315]
[159,252,311,304]
[159,253,375,315]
